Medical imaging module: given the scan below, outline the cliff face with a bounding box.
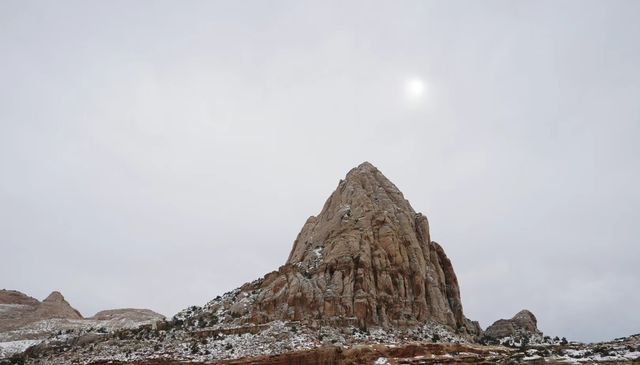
[238,162,477,333]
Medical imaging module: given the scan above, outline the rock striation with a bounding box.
[485,309,541,339]
[214,162,479,334]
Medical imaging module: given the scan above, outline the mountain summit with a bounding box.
[206,162,479,334]
[34,291,83,320]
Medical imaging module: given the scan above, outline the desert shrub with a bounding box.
[171,319,184,328]
[210,314,219,325]
[520,335,530,350]
[538,348,550,357]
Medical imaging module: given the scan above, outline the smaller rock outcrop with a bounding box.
[485,309,541,339]
[33,291,83,320]
[91,308,164,322]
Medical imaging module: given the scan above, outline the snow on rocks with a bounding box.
[16,317,468,364]
[0,340,41,359]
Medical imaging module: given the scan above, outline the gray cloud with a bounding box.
[1,0,639,342]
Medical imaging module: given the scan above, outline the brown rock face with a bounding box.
[0,290,40,332]
[485,309,541,338]
[33,291,83,320]
[0,290,40,306]
[244,162,477,332]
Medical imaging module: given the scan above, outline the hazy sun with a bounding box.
[405,77,426,102]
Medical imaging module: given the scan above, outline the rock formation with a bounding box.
[10,162,637,364]
[1,289,82,333]
[485,309,541,339]
[91,309,165,323]
[0,290,40,332]
[0,289,165,358]
[0,290,40,306]
[208,162,479,334]
[32,291,83,320]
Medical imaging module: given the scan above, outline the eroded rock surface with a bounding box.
[485,309,541,339]
[33,291,83,321]
[216,162,478,334]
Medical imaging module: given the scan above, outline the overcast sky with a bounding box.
[1,0,639,343]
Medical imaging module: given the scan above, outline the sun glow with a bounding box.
[405,77,426,100]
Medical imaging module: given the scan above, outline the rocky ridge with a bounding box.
[0,290,82,333]
[0,289,164,359]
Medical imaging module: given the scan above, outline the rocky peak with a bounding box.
[485,309,541,339]
[219,162,478,334]
[512,309,538,332]
[43,291,65,303]
[34,290,83,319]
[1,290,83,333]
[287,161,414,266]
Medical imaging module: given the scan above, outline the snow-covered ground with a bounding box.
[0,339,41,359]
[12,316,469,364]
